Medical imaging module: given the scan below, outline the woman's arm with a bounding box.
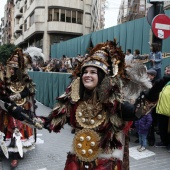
[154,52,162,63]
[119,101,137,121]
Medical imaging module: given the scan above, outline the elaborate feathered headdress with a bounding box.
[6,48,33,79]
[72,39,126,78]
[7,48,32,70]
[71,39,152,104]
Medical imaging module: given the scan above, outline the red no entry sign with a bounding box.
[152,14,170,39]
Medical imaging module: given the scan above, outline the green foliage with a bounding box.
[0,44,18,65]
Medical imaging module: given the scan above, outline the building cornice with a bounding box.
[48,6,83,12]
[47,30,83,36]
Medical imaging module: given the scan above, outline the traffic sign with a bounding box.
[151,14,170,39]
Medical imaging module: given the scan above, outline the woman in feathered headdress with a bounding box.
[7,41,153,170]
[0,48,37,168]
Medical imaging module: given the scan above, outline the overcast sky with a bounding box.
[0,0,6,24]
[0,0,121,28]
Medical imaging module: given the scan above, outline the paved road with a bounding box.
[0,102,170,170]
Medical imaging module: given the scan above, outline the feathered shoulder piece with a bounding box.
[97,75,123,104]
[123,63,152,103]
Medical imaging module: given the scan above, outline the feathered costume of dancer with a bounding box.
[0,48,37,158]
[39,40,154,170]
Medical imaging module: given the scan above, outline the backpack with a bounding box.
[156,81,170,116]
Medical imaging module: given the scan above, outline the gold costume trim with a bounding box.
[71,78,80,102]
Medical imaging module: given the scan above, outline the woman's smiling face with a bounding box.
[82,67,98,90]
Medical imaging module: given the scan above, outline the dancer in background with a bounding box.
[0,48,37,168]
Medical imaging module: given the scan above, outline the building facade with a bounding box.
[0,27,2,46]
[12,0,105,60]
[164,1,170,10]
[2,0,15,44]
[0,18,5,46]
[118,0,170,24]
[117,0,146,24]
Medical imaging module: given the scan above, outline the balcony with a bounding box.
[14,34,24,45]
[24,0,45,19]
[47,22,83,34]
[14,24,22,33]
[23,23,45,40]
[19,0,24,12]
[15,8,23,18]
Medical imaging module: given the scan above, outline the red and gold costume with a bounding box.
[40,40,153,170]
[0,48,36,157]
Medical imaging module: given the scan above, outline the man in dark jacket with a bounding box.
[145,65,170,151]
[146,69,157,146]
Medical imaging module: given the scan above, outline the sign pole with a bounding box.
[152,1,164,49]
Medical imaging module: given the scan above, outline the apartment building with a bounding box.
[12,0,105,60]
[1,0,15,44]
[117,0,129,24]
[117,0,146,24]
[0,18,5,46]
[118,0,170,24]
[164,1,170,10]
[0,27,2,46]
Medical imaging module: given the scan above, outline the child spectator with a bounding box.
[146,69,157,146]
[135,113,152,152]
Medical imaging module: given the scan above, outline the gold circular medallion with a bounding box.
[73,129,101,162]
[15,98,26,106]
[10,82,25,93]
[76,101,106,129]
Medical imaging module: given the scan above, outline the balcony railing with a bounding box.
[14,24,22,33]
[47,22,83,34]
[14,34,24,45]
[14,8,23,18]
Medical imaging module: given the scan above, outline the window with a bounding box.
[47,8,83,25]
[16,18,19,24]
[66,10,71,22]
[30,13,34,26]
[60,9,65,22]
[24,1,27,12]
[72,11,76,23]
[48,9,52,21]
[54,9,59,21]
[77,11,83,24]
[24,20,27,31]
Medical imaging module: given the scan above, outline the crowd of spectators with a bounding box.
[30,54,86,73]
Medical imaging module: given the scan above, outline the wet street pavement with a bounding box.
[0,102,170,170]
